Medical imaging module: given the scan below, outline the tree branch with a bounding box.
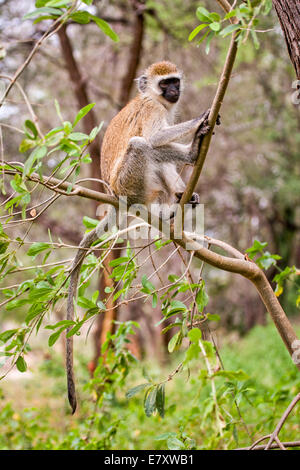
[3,166,298,368]
[180,0,239,207]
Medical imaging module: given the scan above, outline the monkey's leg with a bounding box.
[115,137,148,206]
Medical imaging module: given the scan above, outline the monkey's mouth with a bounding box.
[164,93,179,103]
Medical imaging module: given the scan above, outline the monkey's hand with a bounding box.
[196,110,221,137]
[196,109,210,137]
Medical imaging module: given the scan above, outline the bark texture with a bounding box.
[273,0,300,79]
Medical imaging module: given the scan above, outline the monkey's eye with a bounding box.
[159,78,180,89]
[159,81,168,89]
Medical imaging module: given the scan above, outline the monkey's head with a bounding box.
[137,61,183,107]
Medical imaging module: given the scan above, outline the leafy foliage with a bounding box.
[23,1,119,42]
[189,1,272,53]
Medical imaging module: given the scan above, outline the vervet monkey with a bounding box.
[66,61,218,413]
[101,60,213,208]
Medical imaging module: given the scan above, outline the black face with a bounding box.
[159,77,180,103]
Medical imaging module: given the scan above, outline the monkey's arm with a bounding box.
[149,111,209,148]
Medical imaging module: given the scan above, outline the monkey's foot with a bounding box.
[189,192,200,208]
[175,192,200,208]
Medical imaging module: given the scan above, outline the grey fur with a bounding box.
[66,207,116,413]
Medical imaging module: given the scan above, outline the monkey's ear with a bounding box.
[137,75,147,93]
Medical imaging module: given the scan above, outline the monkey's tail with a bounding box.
[66,207,115,414]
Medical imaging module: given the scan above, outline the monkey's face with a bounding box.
[159,77,181,103]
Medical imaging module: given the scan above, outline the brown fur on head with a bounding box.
[137,61,183,107]
[146,61,179,77]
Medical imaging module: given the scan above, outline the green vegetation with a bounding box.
[0,322,299,450]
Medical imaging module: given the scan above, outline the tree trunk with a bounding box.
[118,0,145,108]
[57,25,101,189]
[272,0,300,79]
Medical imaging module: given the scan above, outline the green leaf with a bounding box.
[77,296,96,309]
[25,304,44,325]
[126,383,149,399]
[66,322,83,338]
[45,320,75,330]
[144,386,157,417]
[246,239,268,257]
[208,12,221,22]
[73,103,95,128]
[19,139,36,153]
[97,300,106,310]
[48,328,64,347]
[195,282,209,312]
[152,292,158,308]
[0,329,18,342]
[109,256,129,267]
[156,384,165,418]
[89,122,103,141]
[23,7,62,20]
[188,24,208,41]
[224,9,237,20]
[184,343,201,363]
[168,331,183,353]
[220,24,240,37]
[24,120,38,140]
[68,132,89,141]
[83,216,99,229]
[205,31,215,54]
[70,11,91,24]
[161,322,182,334]
[209,22,220,31]
[0,241,9,255]
[5,298,29,311]
[188,328,202,342]
[196,6,211,22]
[196,29,210,45]
[46,0,71,6]
[90,15,119,42]
[23,146,47,177]
[27,242,50,258]
[141,274,155,293]
[16,356,27,372]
